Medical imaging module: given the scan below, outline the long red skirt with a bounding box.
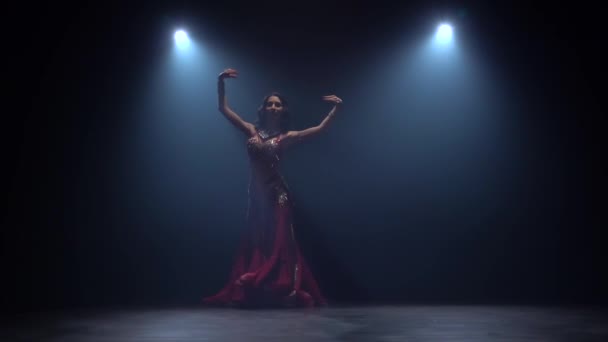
[202,195,326,308]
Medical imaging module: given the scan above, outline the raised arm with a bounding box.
[217,68,256,137]
[283,95,342,146]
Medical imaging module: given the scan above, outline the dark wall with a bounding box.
[4,1,605,311]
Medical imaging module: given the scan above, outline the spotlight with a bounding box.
[174,30,190,49]
[435,23,453,44]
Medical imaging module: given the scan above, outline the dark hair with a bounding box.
[256,92,291,133]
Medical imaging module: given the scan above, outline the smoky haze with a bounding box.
[5,2,603,310]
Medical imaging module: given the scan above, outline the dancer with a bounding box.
[202,68,342,308]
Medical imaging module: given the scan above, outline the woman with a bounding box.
[202,68,342,308]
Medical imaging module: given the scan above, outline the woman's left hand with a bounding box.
[322,95,343,105]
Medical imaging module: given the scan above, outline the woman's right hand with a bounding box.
[219,68,238,80]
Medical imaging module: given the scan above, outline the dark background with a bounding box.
[4,0,605,311]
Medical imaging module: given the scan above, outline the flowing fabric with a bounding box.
[202,131,326,308]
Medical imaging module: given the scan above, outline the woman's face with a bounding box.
[265,96,284,118]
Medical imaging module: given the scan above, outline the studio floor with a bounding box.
[3,305,608,341]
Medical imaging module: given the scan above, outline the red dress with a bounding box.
[202,131,326,308]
